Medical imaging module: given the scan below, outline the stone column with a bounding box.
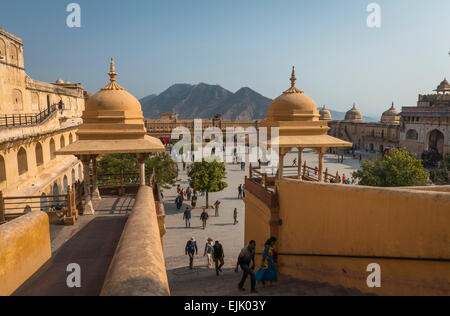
[277,149,287,180]
[137,154,149,186]
[91,155,101,201]
[316,147,327,182]
[81,155,95,215]
[297,147,303,180]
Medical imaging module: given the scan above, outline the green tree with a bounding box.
[188,159,228,208]
[146,153,178,189]
[97,153,177,189]
[353,148,430,187]
[430,153,450,184]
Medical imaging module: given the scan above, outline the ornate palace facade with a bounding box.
[0,28,86,202]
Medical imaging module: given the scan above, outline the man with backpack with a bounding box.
[185,237,198,269]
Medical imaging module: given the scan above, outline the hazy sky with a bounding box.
[1,0,449,117]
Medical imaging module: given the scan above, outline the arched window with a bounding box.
[0,38,6,61]
[71,169,76,185]
[31,93,40,111]
[17,147,28,175]
[63,175,69,194]
[406,129,418,141]
[53,183,60,205]
[9,43,18,66]
[12,89,23,111]
[40,193,47,211]
[50,138,56,160]
[0,155,6,183]
[35,142,44,166]
[69,133,73,144]
[60,135,66,149]
[78,165,82,179]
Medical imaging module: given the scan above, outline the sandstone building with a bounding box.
[0,28,86,205]
[399,78,450,155]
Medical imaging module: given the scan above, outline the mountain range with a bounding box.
[140,83,377,122]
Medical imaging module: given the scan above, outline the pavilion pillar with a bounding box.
[80,155,95,215]
[91,155,101,201]
[315,147,327,182]
[297,147,303,180]
[277,149,288,180]
[137,154,149,186]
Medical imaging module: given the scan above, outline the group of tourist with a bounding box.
[185,236,279,294]
[175,185,197,210]
[182,202,238,229]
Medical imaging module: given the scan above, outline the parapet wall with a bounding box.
[276,180,450,295]
[0,211,51,296]
[100,186,170,296]
[245,180,450,296]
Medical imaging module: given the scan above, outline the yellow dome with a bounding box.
[86,89,142,112]
[345,103,363,122]
[319,105,332,120]
[266,67,319,121]
[381,102,400,124]
[85,58,143,114]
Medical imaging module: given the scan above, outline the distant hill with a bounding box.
[140,83,379,122]
[140,83,271,120]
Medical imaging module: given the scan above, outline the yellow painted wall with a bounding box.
[243,191,272,257]
[245,179,450,295]
[0,211,51,296]
[278,180,450,295]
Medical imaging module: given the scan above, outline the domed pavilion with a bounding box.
[57,58,165,214]
[345,103,363,122]
[261,67,352,182]
[319,105,332,121]
[380,102,401,124]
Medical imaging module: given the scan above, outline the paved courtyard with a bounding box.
[163,149,366,295]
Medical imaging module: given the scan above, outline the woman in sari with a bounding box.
[255,237,278,287]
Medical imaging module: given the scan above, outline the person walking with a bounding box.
[238,185,243,200]
[214,200,221,217]
[185,237,198,269]
[212,241,225,276]
[200,208,209,230]
[175,195,183,210]
[186,187,192,201]
[191,194,197,208]
[183,207,192,228]
[255,237,278,287]
[235,240,257,293]
[204,238,214,268]
[233,208,239,225]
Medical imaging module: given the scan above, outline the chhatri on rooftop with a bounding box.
[56,58,165,215]
[261,67,352,182]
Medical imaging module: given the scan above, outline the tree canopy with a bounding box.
[97,153,177,189]
[188,159,228,208]
[353,148,430,187]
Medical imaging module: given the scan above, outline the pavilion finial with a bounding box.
[290,66,296,88]
[108,58,118,83]
[101,57,125,91]
[283,66,303,94]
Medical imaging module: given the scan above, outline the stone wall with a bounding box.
[0,211,51,296]
[244,180,450,296]
[101,186,170,296]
